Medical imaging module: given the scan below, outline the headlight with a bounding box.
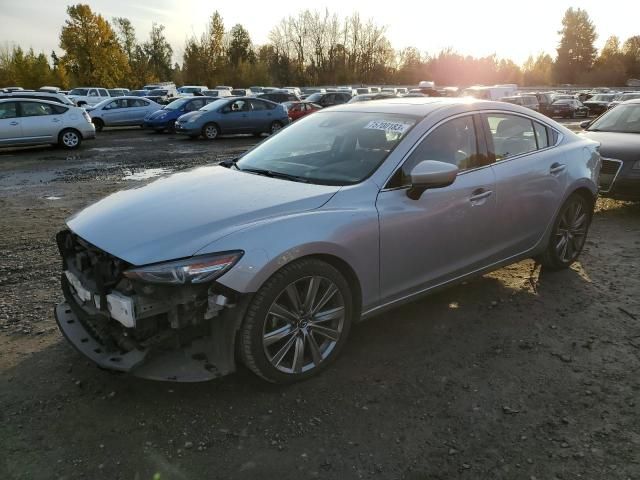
[123,251,243,285]
[186,114,202,123]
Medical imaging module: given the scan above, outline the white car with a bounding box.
[177,85,209,97]
[86,97,163,131]
[67,87,111,106]
[0,98,95,149]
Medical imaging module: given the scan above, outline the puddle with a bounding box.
[89,147,135,153]
[122,168,171,181]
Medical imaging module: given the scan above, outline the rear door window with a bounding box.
[19,102,57,117]
[484,113,537,160]
[249,99,268,111]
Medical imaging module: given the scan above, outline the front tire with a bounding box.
[92,118,104,132]
[537,193,592,270]
[202,123,220,140]
[240,258,353,384]
[58,129,82,149]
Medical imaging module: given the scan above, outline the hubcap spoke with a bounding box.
[269,302,298,324]
[310,323,340,342]
[313,306,344,324]
[307,333,323,366]
[263,325,295,347]
[312,284,338,315]
[271,333,298,367]
[303,277,321,312]
[285,284,302,312]
[292,335,305,373]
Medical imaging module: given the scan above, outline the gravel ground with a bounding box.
[0,125,639,480]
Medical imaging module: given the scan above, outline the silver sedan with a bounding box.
[55,98,600,383]
[86,96,162,131]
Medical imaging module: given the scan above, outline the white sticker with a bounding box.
[364,120,411,134]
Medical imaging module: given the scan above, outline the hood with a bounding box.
[580,131,640,161]
[67,166,340,265]
[176,111,203,122]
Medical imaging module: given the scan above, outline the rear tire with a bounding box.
[239,258,353,384]
[92,118,104,132]
[269,121,283,135]
[202,123,220,140]
[537,193,593,270]
[58,129,82,150]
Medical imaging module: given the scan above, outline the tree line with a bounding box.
[0,4,639,89]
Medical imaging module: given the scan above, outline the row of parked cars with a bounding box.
[499,90,640,119]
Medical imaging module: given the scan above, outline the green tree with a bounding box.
[589,36,626,85]
[622,36,640,79]
[59,4,130,86]
[144,23,173,81]
[227,24,253,66]
[523,53,554,86]
[554,7,597,84]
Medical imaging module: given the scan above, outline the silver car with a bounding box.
[0,98,95,149]
[87,96,162,131]
[54,98,600,383]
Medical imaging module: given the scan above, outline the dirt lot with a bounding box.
[1,126,639,480]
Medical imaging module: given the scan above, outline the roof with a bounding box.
[328,97,504,117]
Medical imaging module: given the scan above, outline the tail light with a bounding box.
[82,111,92,123]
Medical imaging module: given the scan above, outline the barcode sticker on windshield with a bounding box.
[364,120,411,134]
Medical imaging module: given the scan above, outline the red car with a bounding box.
[285,101,322,121]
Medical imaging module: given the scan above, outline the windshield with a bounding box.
[618,94,640,102]
[131,90,147,96]
[306,93,323,102]
[590,94,615,102]
[164,98,189,110]
[149,89,167,95]
[200,99,228,111]
[179,87,201,94]
[236,111,417,185]
[231,89,245,96]
[588,104,640,133]
[69,88,88,96]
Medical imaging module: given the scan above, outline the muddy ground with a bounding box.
[0,126,639,480]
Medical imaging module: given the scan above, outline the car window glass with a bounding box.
[128,99,146,107]
[52,104,68,115]
[533,122,549,149]
[228,100,249,112]
[104,100,119,110]
[191,99,205,109]
[401,116,483,182]
[0,102,18,119]
[20,102,55,116]
[99,89,109,97]
[486,114,537,160]
[249,99,267,111]
[88,90,98,97]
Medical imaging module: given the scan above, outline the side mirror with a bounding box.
[579,120,591,130]
[407,160,458,200]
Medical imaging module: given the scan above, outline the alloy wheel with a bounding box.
[204,125,218,139]
[555,198,588,263]
[271,122,282,134]
[262,276,345,374]
[62,131,79,148]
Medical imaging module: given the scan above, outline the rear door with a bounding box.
[482,112,567,257]
[248,99,272,129]
[0,102,22,144]
[126,98,151,124]
[18,101,64,142]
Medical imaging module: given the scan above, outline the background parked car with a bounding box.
[304,92,352,107]
[283,101,322,121]
[549,99,589,118]
[583,93,617,116]
[144,88,175,104]
[501,95,540,111]
[129,90,149,97]
[215,86,233,91]
[258,90,301,103]
[231,88,253,97]
[177,85,209,97]
[175,97,289,139]
[348,93,398,103]
[67,87,110,106]
[608,92,640,109]
[0,98,95,149]
[202,89,233,99]
[580,98,640,201]
[86,97,162,131]
[107,88,130,97]
[0,91,75,106]
[143,96,218,132]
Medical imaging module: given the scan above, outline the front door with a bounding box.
[223,99,251,133]
[377,114,498,304]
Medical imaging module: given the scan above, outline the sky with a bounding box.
[0,0,637,66]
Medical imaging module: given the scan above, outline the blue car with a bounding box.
[175,97,290,139]
[144,96,218,132]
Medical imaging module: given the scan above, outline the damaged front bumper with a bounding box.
[54,231,249,382]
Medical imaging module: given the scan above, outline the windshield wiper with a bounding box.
[238,167,309,183]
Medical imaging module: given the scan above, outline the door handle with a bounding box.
[470,189,493,202]
[550,163,566,174]
[10,121,19,126]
